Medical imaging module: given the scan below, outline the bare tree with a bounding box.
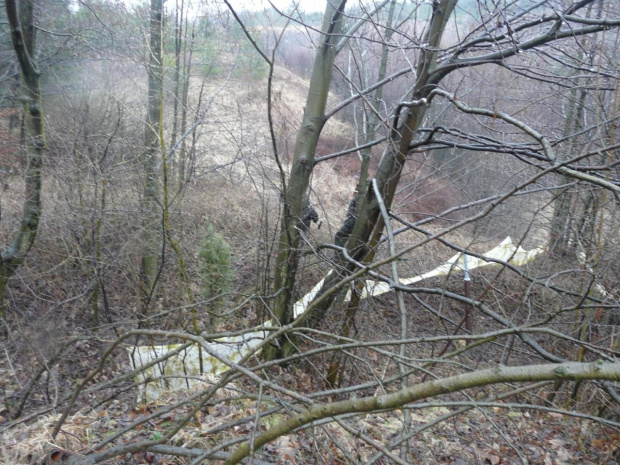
[0,0,45,317]
[263,0,620,357]
[4,2,620,464]
[263,0,349,359]
[140,0,164,302]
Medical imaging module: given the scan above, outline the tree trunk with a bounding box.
[267,0,457,358]
[307,0,458,324]
[140,0,164,303]
[548,4,594,256]
[1,0,45,318]
[176,27,194,194]
[264,0,348,360]
[327,0,398,384]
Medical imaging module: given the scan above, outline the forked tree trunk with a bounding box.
[266,0,457,360]
[307,0,458,325]
[1,0,45,318]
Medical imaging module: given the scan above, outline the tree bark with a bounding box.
[1,0,45,318]
[326,0,398,385]
[264,0,348,360]
[140,0,164,302]
[225,361,620,464]
[308,0,458,323]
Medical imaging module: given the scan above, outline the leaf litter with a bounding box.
[3,390,620,465]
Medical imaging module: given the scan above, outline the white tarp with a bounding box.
[129,237,544,401]
[355,236,544,299]
[128,330,269,402]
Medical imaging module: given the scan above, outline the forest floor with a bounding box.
[2,238,620,464]
[2,357,620,465]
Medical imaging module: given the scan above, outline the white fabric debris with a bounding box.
[129,237,544,401]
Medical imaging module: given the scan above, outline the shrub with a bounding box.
[198,222,234,321]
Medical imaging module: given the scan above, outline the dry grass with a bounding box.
[1,411,99,465]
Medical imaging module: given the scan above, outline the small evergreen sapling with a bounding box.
[198,223,234,326]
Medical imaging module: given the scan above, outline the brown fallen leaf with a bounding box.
[483,452,501,465]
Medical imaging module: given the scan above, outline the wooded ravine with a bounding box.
[1,0,620,463]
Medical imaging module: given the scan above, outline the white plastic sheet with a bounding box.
[355,236,544,300]
[129,237,544,401]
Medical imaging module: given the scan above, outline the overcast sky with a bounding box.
[227,0,326,13]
